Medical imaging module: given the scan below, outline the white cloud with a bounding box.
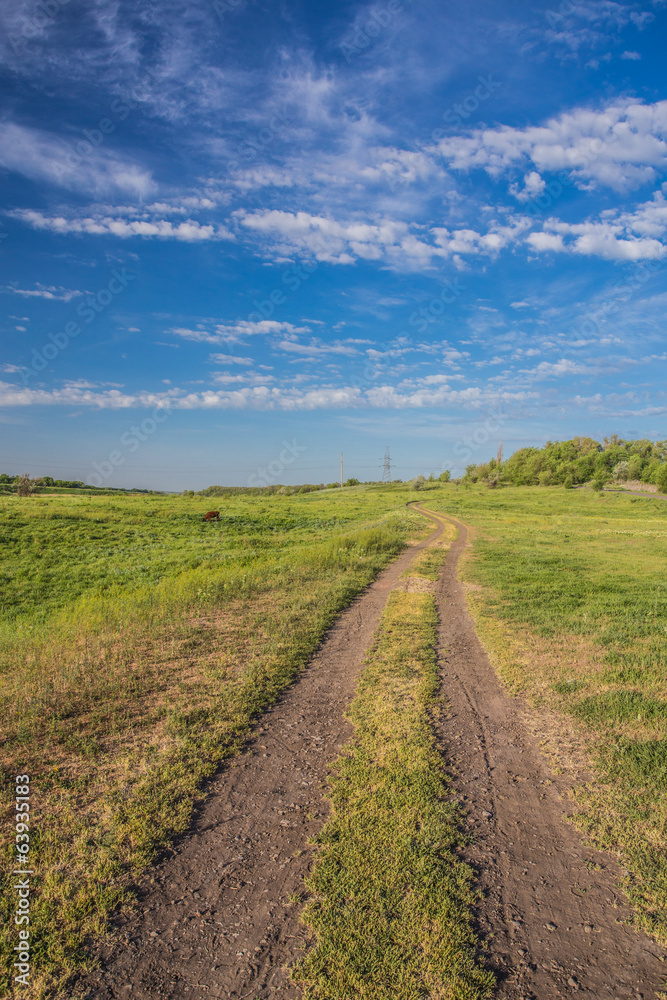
[234,208,458,268]
[0,122,155,198]
[209,353,254,365]
[276,338,361,358]
[509,171,546,202]
[526,232,566,252]
[0,378,539,413]
[526,195,667,259]
[169,321,309,345]
[0,283,83,302]
[436,99,667,192]
[10,209,232,242]
[620,50,641,60]
[211,373,275,385]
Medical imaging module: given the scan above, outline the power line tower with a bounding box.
[382,447,392,484]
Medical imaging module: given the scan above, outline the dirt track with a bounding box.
[77,506,666,999]
[76,514,446,999]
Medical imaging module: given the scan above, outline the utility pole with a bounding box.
[382,446,392,484]
[340,451,343,488]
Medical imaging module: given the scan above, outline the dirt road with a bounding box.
[76,514,447,999]
[77,506,666,999]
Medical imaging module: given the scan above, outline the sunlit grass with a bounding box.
[428,484,667,942]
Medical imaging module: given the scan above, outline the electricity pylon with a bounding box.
[382,447,392,484]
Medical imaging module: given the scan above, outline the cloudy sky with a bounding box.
[1,0,666,488]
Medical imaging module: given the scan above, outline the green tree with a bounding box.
[654,464,667,494]
[16,474,39,497]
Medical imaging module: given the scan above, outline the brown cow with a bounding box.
[203,510,220,522]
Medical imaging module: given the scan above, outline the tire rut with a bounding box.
[415,504,667,1000]
[75,514,445,1000]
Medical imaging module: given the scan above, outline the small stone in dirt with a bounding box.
[567,976,579,989]
[482,810,492,819]
[583,924,593,933]
[546,922,557,931]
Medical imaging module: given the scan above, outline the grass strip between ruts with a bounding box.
[293,589,494,1000]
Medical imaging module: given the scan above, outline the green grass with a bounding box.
[0,488,426,998]
[293,589,494,1000]
[426,484,667,942]
[3,481,667,994]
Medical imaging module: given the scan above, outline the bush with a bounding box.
[16,473,40,497]
[655,464,667,494]
[612,460,631,482]
[438,470,451,482]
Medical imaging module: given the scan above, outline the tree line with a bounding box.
[461,436,667,492]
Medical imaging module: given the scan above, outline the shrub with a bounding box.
[612,460,631,482]
[655,464,667,494]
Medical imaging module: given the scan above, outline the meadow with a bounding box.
[0,488,427,997]
[426,485,667,942]
[1,482,666,996]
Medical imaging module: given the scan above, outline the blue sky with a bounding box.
[1,0,666,489]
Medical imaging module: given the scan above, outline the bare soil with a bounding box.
[75,506,666,1000]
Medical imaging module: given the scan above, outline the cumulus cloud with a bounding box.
[435,99,667,192]
[509,171,546,202]
[10,209,231,241]
[526,232,566,252]
[0,283,83,301]
[209,353,254,365]
[211,373,276,385]
[0,378,539,413]
[169,321,310,345]
[276,338,361,358]
[527,192,667,259]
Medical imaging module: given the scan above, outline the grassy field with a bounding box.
[425,485,667,942]
[0,488,427,998]
[2,482,667,996]
[294,586,494,1000]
